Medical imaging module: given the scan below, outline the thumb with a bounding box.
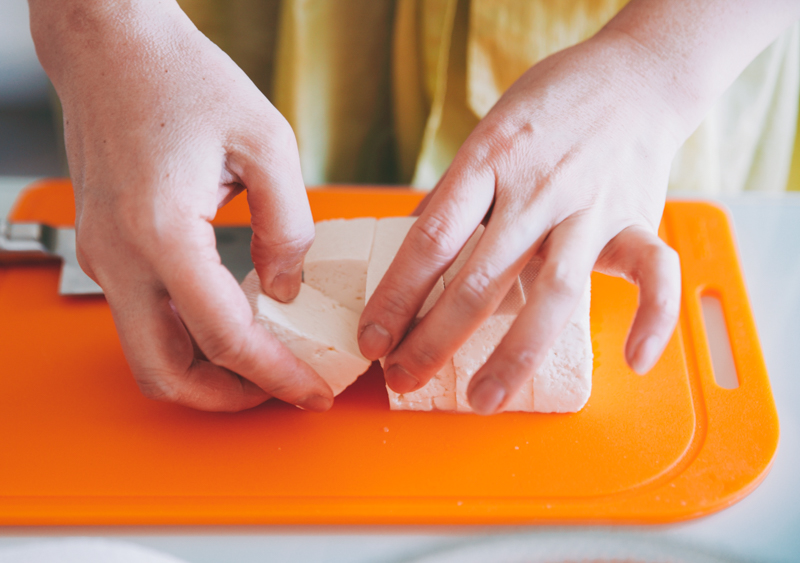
[236,122,315,302]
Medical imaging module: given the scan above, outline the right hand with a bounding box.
[30,0,333,412]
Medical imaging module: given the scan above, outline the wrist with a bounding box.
[568,30,698,148]
[593,29,706,143]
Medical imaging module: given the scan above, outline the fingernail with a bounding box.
[632,335,661,375]
[470,377,507,415]
[297,393,333,412]
[272,269,301,302]
[385,364,419,393]
[359,323,392,360]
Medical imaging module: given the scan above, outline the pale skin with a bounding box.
[29,0,800,414]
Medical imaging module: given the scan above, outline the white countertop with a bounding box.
[1,178,798,563]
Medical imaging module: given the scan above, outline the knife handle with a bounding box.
[0,220,59,263]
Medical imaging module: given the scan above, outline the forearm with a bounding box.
[600,0,800,135]
[28,0,192,89]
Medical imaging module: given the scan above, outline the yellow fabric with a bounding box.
[177,0,280,98]
[394,0,477,187]
[273,0,396,185]
[392,0,456,181]
[788,102,800,191]
[177,0,800,193]
[402,0,627,189]
[467,0,628,118]
[669,24,800,195]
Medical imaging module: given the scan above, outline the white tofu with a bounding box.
[519,257,544,297]
[532,279,593,413]
[385,277,457,411]
[449,277,592,413]
[365,216,418,304]
[241,271,371,396]
[303,218,377,313]
[366,218,456,411]
[452,313,533,412]
[440,226,533,412]
[417,275,444,318]
[385,357,457,411]
[519,257,593,412]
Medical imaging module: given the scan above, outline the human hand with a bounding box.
[30,0,333,411]
[359,32,687,414]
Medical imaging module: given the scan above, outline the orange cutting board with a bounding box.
[0,179,778,525]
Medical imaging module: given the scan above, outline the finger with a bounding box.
[105,278,270,412]
[231,117,315,303]
[358,163,496,362]
[467,216,601,415]
[154,221,334,411]
[595,226,681,374]
[381,203,545,394]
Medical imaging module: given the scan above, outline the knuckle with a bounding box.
[411,213,462,260]
[476,120,539,170]
[135,374,178,403]
[406,340,445,373]
[203,331,249,369]
[252,229,315,260]
[261,378,295,400]
[651,287,681,322]
[268,115,300,157]
[662,245,681,271]
[541,259,583,299]
[373,282,417,320]
[456,266,502,311]
[74,226,100,268]
[500,346,541,382]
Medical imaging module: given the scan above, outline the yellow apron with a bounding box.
[179,0,800,192]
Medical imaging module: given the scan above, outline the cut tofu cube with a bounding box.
[385,356,457,411]
[452,313,534,412]
[450,279,592,414]
[365,216,418,304]
[441,226,532,412]
[443,241,592,413]
[533,279,593,412]
[519,257,592,412]
[496,277,526,315]
[304,218,377,313]
[241,271,371,396]
[519,257,544,296]
[366,218,456,411]
[385,277,457,411]
[417,275,444,319]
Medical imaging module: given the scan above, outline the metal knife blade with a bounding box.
[0,220,254,295]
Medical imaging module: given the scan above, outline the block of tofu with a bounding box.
[518,257,592,411]
[365,216,418,304]
[450,279,592,414]
[453,313,526,412]
[241,271,371,396]
[532,279,593,412]
[366,218,456,411]
[303,218,377,313]
[385,357,457,411]
[385,277,457,411]
[441,241,592,413]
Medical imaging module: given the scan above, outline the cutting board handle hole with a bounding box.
[701,294,739,389]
